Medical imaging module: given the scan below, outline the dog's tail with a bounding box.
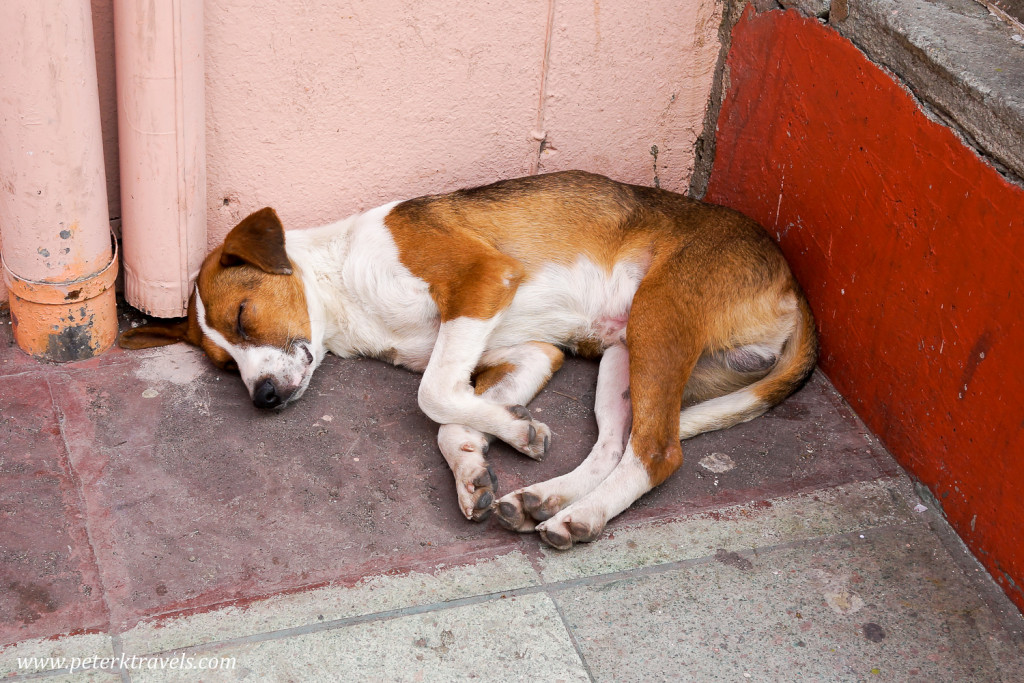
[678,293,818,439]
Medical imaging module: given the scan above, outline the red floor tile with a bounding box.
[0,375,108,645]
[1,304,898,640]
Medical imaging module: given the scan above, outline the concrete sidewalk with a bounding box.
[2,305,1023,681]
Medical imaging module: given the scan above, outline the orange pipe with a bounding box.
[0,0,118,361]
[115,0,206,318]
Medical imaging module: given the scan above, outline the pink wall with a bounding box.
[537,0,721,186]
[1,0,722,304]
[201,0,722,243]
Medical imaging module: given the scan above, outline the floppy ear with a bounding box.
[220,207,293,274]
[119,319,195,349]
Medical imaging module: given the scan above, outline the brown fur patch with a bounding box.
[472,362,516,395]
[530,341,565,374]
[196,248,311,357]
[752,292,817,406]
[385,172,664,321]
[220,207,293,274]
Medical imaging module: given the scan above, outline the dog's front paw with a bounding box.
[455,463,498,522]
[536,506,606,550]
[504,405,551,460]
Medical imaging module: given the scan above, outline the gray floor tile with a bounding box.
[121,551,539,657]
[555,523,1024,682]
[134,592,589,682]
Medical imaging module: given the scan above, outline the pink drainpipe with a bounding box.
[115,0,206,318]
[0,0,118,361]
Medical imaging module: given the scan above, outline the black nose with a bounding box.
[253,378,281,409]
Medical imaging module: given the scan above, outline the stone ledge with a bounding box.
[691,0,1024,196]
[830,0,1024,182]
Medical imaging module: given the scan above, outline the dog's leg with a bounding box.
[437,342,564,522]
[495,342,632,532]
[535,262,704,549]
[391,224,553,456]
[419,316,553,459]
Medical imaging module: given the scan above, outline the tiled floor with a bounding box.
[1,306,1022,681]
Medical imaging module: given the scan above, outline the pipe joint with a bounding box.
[1,235,119,362]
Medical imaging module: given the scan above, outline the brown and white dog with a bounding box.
[120,171,817,549]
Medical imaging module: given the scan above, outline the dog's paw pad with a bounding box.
[502,405,551,460]
[536,520,573,550]
[495,492,537,533]
[471,466,497,491]
[457,463,497,522]
[514,418,551,461]
[568,518,602,544]
[537,511,606,550]
[526,420,551,460]
[474,490,494,511]
[508,404,532,420]
[522,489,563,521]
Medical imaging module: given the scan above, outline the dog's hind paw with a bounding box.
[536,507,606,550]
[521,488,566,521]
[494,490,538,533]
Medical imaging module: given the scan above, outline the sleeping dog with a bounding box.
[120,171,817,549]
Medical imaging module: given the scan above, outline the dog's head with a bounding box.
[120,208,322,409]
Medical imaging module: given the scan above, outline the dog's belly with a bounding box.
[488,257,644,354]
[352,256,647,370]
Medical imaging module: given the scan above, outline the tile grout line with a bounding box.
[3,519,921,681]
[107,540,530,631]
[521,536,597,681]
[44,377,130,682]
[547,591,597,683]
[116,519,922,661]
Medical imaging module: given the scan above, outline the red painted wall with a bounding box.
[706,9,1024,610]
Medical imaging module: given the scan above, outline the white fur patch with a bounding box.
[282,202,440,371]
[278,212,648,376]
[418,317,501,427]
[490,256,646,350]
[537,445,652,538]
[508,343,631,510]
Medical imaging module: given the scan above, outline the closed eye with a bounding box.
[236,302,249,341]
